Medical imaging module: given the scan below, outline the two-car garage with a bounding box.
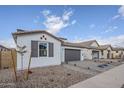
[65,49,81,62]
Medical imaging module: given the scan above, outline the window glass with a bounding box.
[39,43,47,57]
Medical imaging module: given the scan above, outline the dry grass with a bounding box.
[0,65,92,88]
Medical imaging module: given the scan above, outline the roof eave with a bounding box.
[12,30,63,43]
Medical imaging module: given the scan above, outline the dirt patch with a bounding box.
[0,66,92,88]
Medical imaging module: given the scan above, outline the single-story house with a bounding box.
[99,44,113,59]
[12,29,124,70]
[76,40,101,60]
[112,47,124,59]
[12,29,62,70]
[61,40,101,61]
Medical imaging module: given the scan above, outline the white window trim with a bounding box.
[38,41,49,57]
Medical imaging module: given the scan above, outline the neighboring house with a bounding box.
[61,42,85,63]
[76,40,101,60]
[99,45,113,59]
[12,29,124,70]
[61,40,101,61]
[112,47,124,59]
[12,29,62,70]
[0,45,10,51]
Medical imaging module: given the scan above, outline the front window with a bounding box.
[101,50,103,55]
[39,43,47,57]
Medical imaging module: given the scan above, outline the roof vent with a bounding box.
[17,29,25,32]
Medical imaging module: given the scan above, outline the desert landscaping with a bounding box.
[0,65,92,88]
[0,59,124,88]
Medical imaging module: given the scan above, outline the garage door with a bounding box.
[65,49,80,62]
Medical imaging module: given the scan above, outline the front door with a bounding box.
[92,51,99,59]
[107,50,110,59]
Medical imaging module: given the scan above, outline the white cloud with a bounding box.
[0,39,16,48]
[112,15,120,20]
[42,9,75,34]
[118,5,124,17]
[41,10,50,16]
[112,5,124,20]
[43,15,69,34]
[71,20,76,25]
[86,35,124,47]
[89,24,96,29]
[62,10,73,21]
[97,35,124,47]
[105,26,118,33]
[72,34,124,47]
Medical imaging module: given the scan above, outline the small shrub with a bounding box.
[121,84,124,88]
[67,73,71,76]
[49,79,54,82]
[74,64,76,66]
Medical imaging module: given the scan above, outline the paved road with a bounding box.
[69,63,124,88]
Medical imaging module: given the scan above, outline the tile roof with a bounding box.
[62,40,100,49]
[99,44,112,50]
[112,47,124,51]
[62,42,86,48]
[76,40,97,47]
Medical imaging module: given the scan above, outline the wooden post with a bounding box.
[26,52,32,80]
[11,50,17,81]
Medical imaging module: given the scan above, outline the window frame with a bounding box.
[38,42,49,57]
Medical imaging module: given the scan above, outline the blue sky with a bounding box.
[0,5,124,47]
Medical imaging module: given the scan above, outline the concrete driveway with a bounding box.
[69,63,124,88]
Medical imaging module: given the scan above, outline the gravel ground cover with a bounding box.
[62,64,100,76]
[0,65,92,88]
[68,59,123,72]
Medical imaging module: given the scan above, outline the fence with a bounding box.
[0,49,16,69]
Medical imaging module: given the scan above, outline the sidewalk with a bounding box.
[69,63,124,88]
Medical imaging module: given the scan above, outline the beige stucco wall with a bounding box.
[91,42,99,47]
[112,50,124,59]
[100,47,112,59]
[83,42,100,60]
[100,50,108,59]
[82,48,92,60]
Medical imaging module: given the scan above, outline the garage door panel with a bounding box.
[65,49,80,62]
